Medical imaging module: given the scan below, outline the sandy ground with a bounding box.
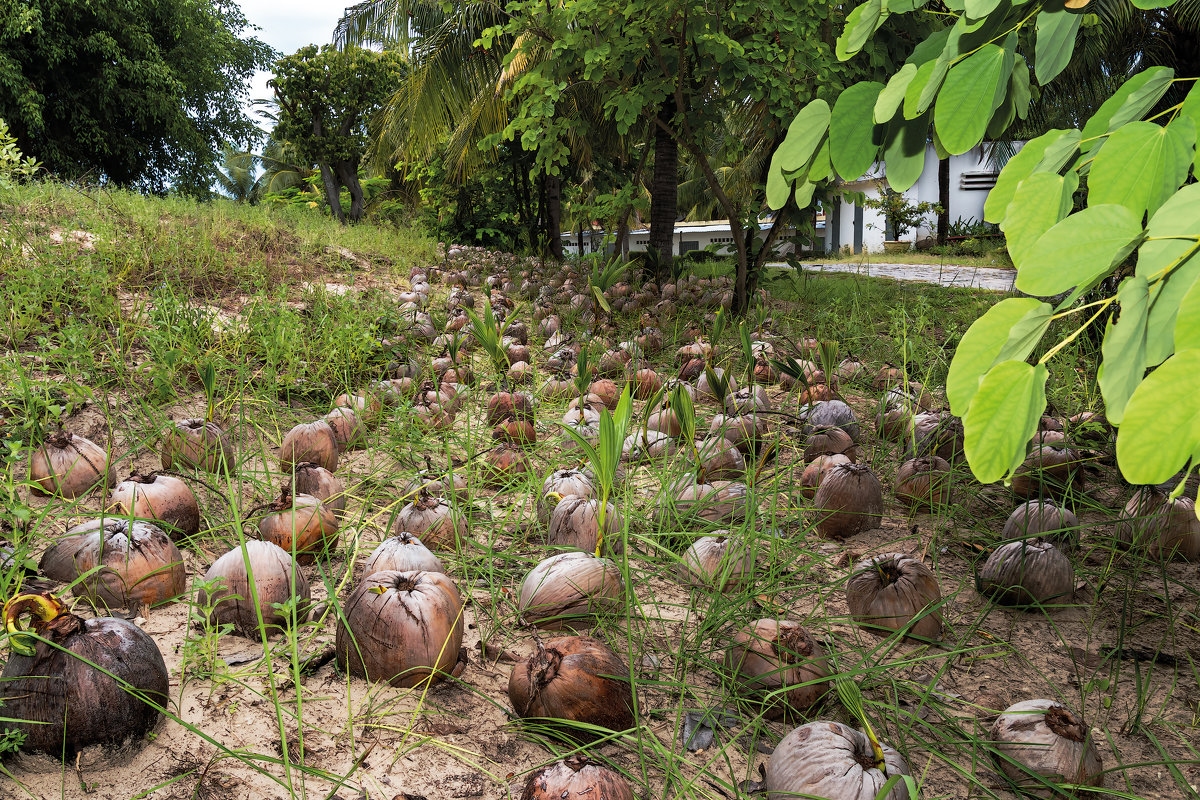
[4,286,1199,800]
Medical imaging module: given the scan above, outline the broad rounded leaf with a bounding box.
[984,129,1079,223]
[1034,4,1081,85]
[831,81,886,180]
[1081,67,1175,154]
[903,60,942,120]
[883,111,930,192]
[875,64,918,124]
[965,0,1002,18]
[1088,120,1195,220]
[1181,81,1200,170]
[1097,276,1150,425]
[935,44,1008,155]
[964,361,1049,483]
[1138,184,1200,365]
[1173,278,1200,352]
[947,298,1051,416]
[766,161,791,211]
[1000,171,1073,267]
[837,0,885,61]
[777,100,831,172]
[1116,349,1200,485]
[793,180,817,209]
[807,137,833,182]
[1015,205,1144,296]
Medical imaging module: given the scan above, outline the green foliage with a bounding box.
[0,118,38,188]
[861,192,941,239]
[405,143,527,249]
[0,0,274,195]
[270,45,405,223]
[778,0,1200,487]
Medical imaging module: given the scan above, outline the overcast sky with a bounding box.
[238,0,361,122]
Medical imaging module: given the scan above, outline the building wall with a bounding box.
[823,144,999,254]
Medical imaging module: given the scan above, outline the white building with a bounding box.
[822,143,999,254]
[561,218,817,258]
[561,143,1002,258]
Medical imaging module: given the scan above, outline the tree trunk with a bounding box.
[336,160,365,222]
[648,96,678,275]
[318,163,345,225]
[578,219,584,258]
[937,157,950,245]
[615,215,630,259]
[545,173,564,260]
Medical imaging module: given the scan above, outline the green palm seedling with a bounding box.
[558,386,633,557]
[464,297,513,383]
[587,255,628,335]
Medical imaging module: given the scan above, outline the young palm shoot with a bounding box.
[588,255,627,336]
[738,320,757,392]
[834,674,888,774]
[558,386,633,557]
[465,298,512,383]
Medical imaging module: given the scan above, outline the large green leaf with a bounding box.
[1138,184,1200,365]
[1181,80,1200,171]
[935,43,1009,155]
[1000,171,1073,266]
[808,137,833,182]
[906,27,953,67]
[831,81,886,181]
[1097,276,1150,425]
[947,298,1052,416]
[875,64,918,124]
[1088,120,1196,220]
[766,159,790,211]
[793,179,817,209]
[903,60,942,120]
[1080,67,1175,155]
[984,129,1078,223]
[1173,279,1200,352]
[1015,204,1144,296]
[1034,2,1081,84]
[965,0,1003,18]
[883,110,931,192]
[986,54,1029,139]
[1116,349,1200,485]
[1011,54,1032,118]
[963,361,1049,483]
[777,100,831,172]
[837,0,885,61]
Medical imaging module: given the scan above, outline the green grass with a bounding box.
[803,247,1014,269]
[0,181,1196,800]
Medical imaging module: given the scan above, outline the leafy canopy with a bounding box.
[0,0,274,196]
[771,0,1200,489]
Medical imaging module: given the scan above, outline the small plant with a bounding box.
[861,191,942,240]
[0,118,40,188]
[465,297,514,381]
[558,386,633,556]
[586,255,627,335]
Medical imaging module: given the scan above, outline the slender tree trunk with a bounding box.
[648,96,678,276]
[545,173,564,260]
[615,215,630,259]
[937,157,950,245]
[318,163,345,225]
[578,219,584,257]
[336,160,365,222]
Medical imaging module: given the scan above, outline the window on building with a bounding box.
[680,240,699,253]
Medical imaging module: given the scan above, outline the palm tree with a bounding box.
[214,145,258,203]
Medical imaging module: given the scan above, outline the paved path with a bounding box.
[768,260,1016,292]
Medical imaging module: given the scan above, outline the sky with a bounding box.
[237,0,361,122]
